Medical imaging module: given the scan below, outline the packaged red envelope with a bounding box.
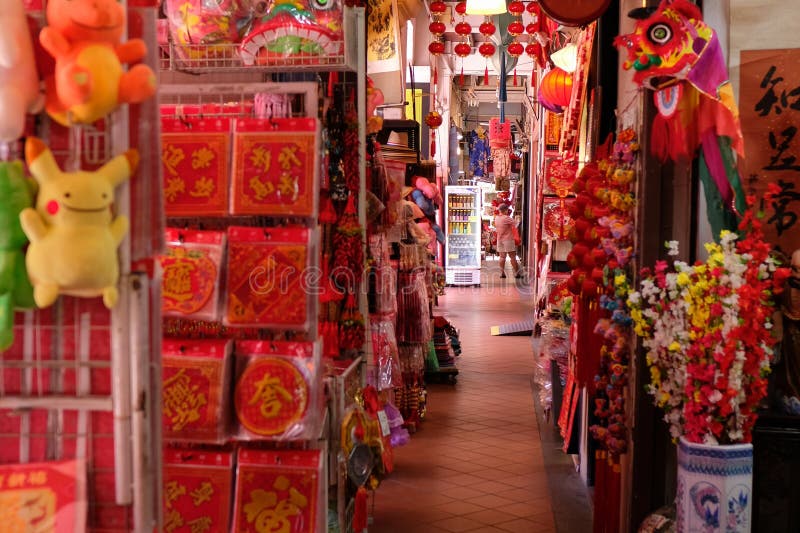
[159,228,226,322]
[230,118,319,217]
[161,116,231,217]
[233,340,323,441]
[233,448,325,533]
[0,459,86,532]
[162,339,232,443]
[224,226,316,330]
[163,448,234,533]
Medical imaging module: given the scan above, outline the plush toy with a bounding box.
[0,161,36,349]
[19,137,137,309]
[0,0,43,143]
[39,0,157,126]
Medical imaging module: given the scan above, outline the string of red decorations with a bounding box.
[453,1,472,85]
[506,1,524,85]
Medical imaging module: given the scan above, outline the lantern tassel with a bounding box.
[460,65,464,86]
[353,486,369,532]
[433,66,438,87]
[430,132,436,157]
[514,68,517,86]
[484,65,489,86]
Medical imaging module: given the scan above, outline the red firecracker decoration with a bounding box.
[332,195,364,292]
[339,293,366,351]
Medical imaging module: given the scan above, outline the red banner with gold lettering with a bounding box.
[163,449,233,533]
[231,118,318,217]
[740,48,800,256]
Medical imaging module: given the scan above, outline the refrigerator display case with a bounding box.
[445,186,482,286]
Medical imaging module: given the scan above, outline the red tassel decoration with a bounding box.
[484,65,489,85]
[430,132,436,157]
[513,68,517,86]
[328,72,337,98]
[353,486,369,532]
[433,66,438,87]
[460,65,464,86]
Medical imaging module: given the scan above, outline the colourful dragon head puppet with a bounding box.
[614,0,745,236]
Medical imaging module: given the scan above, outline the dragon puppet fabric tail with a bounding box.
[698,135,746,239]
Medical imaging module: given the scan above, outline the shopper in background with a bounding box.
[494,204,521,279]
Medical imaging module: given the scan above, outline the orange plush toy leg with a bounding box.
[118,64,156,104]
[55,63,93,107]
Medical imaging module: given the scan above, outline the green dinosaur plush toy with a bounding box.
[0,160,36,350]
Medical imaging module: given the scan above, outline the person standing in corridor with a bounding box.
[494,203,521,279]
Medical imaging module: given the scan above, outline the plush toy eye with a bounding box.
[648,23,671,45]
[64,192,71,198]
[102,193,108,199]
[312,0,336,10]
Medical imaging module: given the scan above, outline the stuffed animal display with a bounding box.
[39,0,156,126]
[410,177,445,245]
[19,137,137,309]
[0,161,36,349]
[0,0,43,142]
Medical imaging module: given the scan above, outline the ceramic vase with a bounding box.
[676,436,753,533]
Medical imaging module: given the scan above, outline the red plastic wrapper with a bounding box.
[160,116,232,217]
[233,340,322,441]
[161,339,232,443]
[233,448,325,533]
[163,448,234,532]
[159,228,226,322]
[230,118,319,217]
[0,459,86,532]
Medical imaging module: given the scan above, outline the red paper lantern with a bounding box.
[526,23,539,35]
[428,40,445,55]
[508,1,525,15]
[430,0,447,14]
[425,111,443,129]
[527,1,540,14]
[507,21,524,36]
[429,20,446,36]
[526,43,540,56]
[454,42,472,57]
[454,1,467,15]
[479,20,496,37]
[507,41,524,57]
[540,67,573,107]
[455,21,472,36]
[479,42,496,58]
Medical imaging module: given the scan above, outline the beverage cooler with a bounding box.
[445,186,482,286]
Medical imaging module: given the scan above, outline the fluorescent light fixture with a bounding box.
[465,0,507,16]
[550,44,579,73]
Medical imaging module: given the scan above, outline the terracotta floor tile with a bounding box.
[463,494,512,509]
[495,517,539,532]
[463,507,522,526]
[431,516,485,532]
[433,499,486,517]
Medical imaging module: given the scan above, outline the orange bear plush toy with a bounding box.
[40,0,157,126]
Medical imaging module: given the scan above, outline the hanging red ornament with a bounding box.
[454,21,472,36]
[508,1,525,15]
[513,68,517,86]
[540,67,573,108]
[527,1,540,14]
[526,22,538,35]
[454,1,467,15]
[479,20,496,37]
[430,0,447,14]
[428,40,445,55]
[507,41,524,58]
[454,42,472,57]
[479,42,496,57]
[429,20,446,36]
[507,21,524,36]
[425,111,443,129]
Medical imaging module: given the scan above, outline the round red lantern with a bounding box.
[479,42,496,58]
[507,41,524,57]
[479,20,496,37]
[455,21,472,36]
[539,67,573,107]
[429,20,446,36]
[425,111,443,129]
[527,1,540,14]
[508,1,524,15]
[526,23,539,35]
[428,40,445,55]
[454,1,467,15]
[454,42,472,57]
[507,21,524,36]
[526,43,541,56]
[430,0,447,14]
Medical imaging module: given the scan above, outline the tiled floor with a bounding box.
[370,263,555,533]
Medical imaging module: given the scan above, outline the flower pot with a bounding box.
[676,437,753,533]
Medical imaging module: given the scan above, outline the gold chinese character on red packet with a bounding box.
[224,226,315,330]
[233,341,322,441]
[233,448,324,533]
[161,116,231,217]
[163,448,233,532]
[230,118,319,217]
[161,339,232,443]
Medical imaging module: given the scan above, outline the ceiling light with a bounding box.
[466,0,507,16]
[550,43,578,73]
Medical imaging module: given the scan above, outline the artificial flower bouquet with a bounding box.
[627,190,790,445]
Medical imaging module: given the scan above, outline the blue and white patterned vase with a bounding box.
[676,437,753,533]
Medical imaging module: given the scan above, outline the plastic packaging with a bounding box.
[163,0,242,61]
[396,271,432,343]
[369,318,402,390]
[233,340,322,441]
[159,228,226,322]
[224,226,316,330]
[233,448,326,533]
[230,117,319,217]
[163,448,234,531]
[161,339,232,443]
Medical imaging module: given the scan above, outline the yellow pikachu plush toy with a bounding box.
[19,138,138,309]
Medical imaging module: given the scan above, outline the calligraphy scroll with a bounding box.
[740,48,800,255]
[163,449,233,533]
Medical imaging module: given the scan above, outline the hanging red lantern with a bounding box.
[454,42,472,57]
[425,111,443,129]
[540,67,573,108]
[508,1,525,15]
[454,21,472,36]
[507,21,524,36]
[478,42,495,58]
[454,1,467,15]
[430,0,447,14]
[526,22,539,35]
[526,1,540,14]
[479,20,496,37]
[507,41,524,58]
[428,40,445,55]
[428,20,446,36]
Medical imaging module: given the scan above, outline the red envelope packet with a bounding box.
[0,459,86,533]
[233,341,322,441]
[230,118,319,217]
[159,229,226,321]
[223,226,314,330]
[161,116,231,216]
[233,448,324,533]
[163,448,234,533]
[161,339,232,443]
